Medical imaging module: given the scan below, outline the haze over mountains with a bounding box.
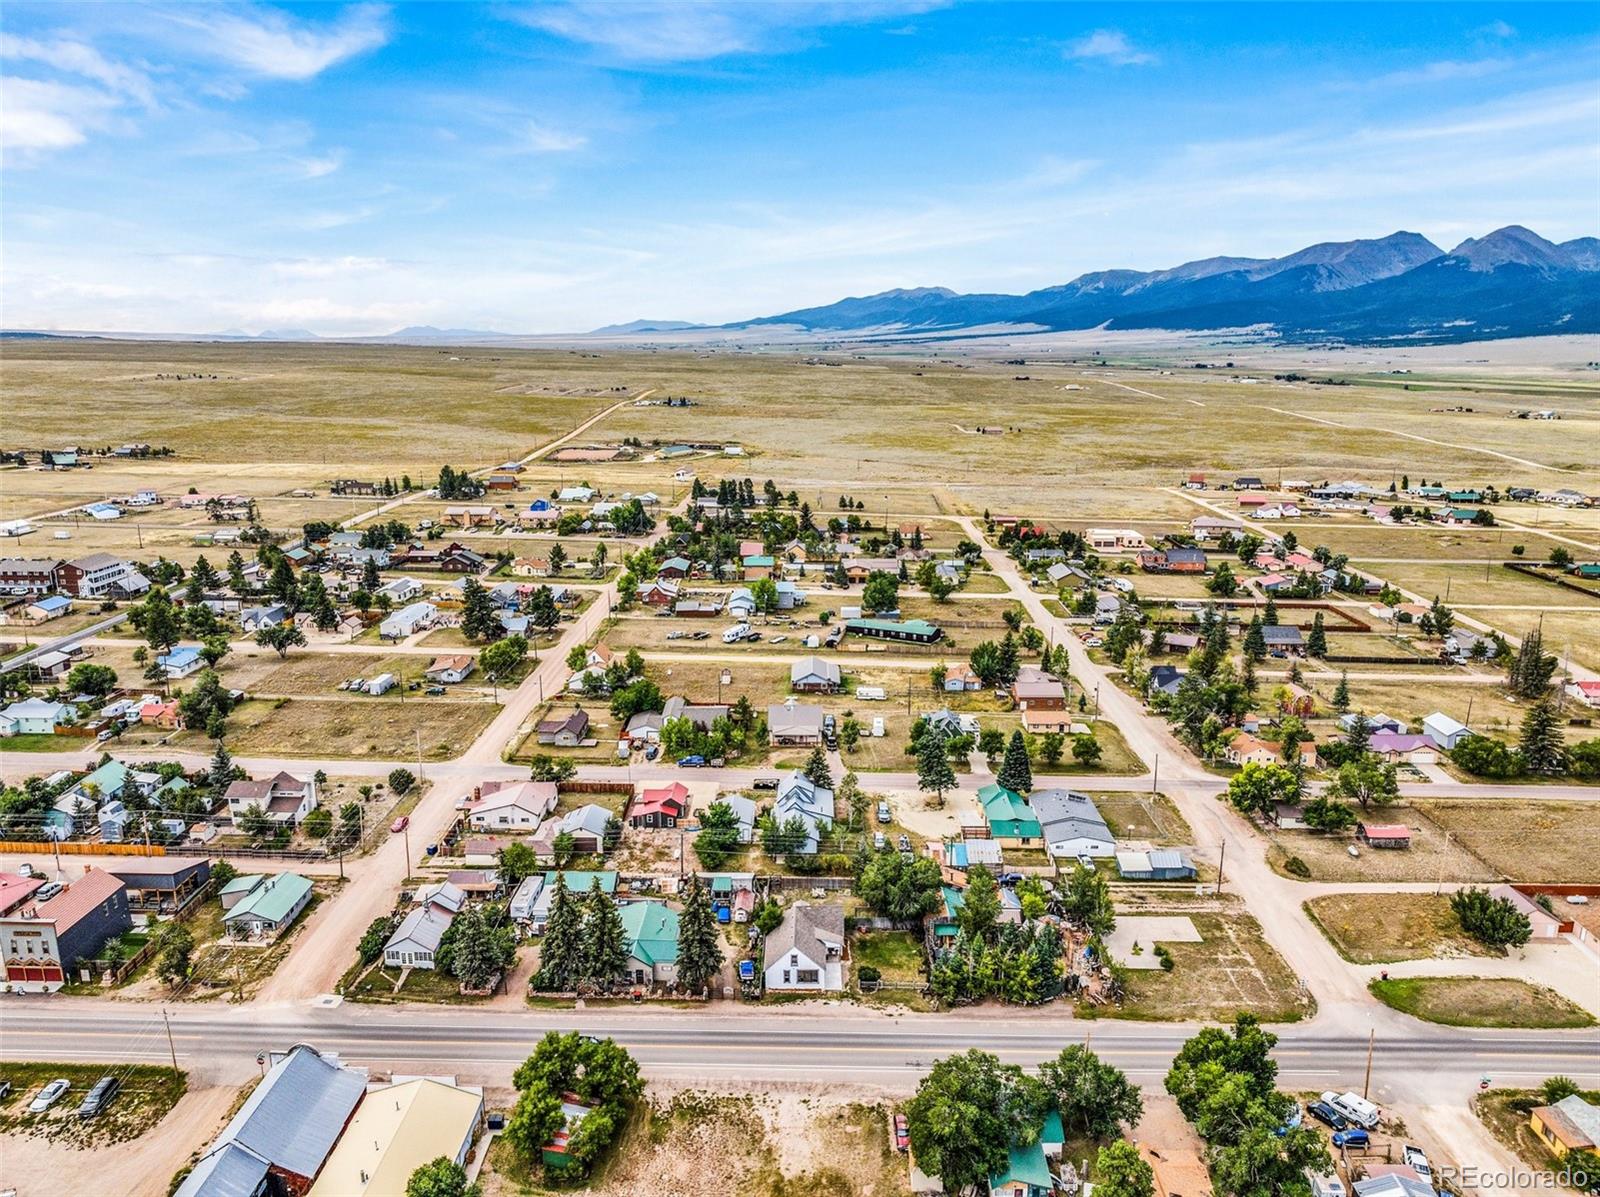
[719,226,1599,344]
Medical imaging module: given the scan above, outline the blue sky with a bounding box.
[3,2,1597,335]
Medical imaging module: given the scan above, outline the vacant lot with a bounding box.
[0,1063,187,1147]
[1268,806,1496,883]
[1092,793,1195,845]
[1303,892,1493,964]
[1415,799,1600,882]
[174,696,497,761]
[1105,910,1314,1023]
[1369,977,1594,1028]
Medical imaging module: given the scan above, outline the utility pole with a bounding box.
[162,1008,180,1078]
[1216,840,1226,894]
[403,820,412,877]
[1362,1027,1375,1099]
[1152,753,1159,795]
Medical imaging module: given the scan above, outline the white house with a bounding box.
[466,781,557,831]
[1421,711,1472,749]
[383,905,454,970]
[0,698,76,736]
[377,577,423,604]
[223,771,318,827]
[156,646,204,679]
[1031,789,1116,860]
[763,903,847,992]
[380,600,438,640]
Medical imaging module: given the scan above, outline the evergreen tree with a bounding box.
[268,557,299,610]
[1262,594,1279,626]
[460,577,500,642]
[1307,611,1328,657]
[362,557,381,593]
[134,586,182,653]
[1343,710,1372,753]
[916,728,956,807]
[1243,616,1267,662]
[535,874,582,990]
[1518,697,1567,775]
[675,876,722,993]
[801,746,833,790]
[581,879,627,987]
[958,865,1002,943]
[995,729,1033,793]
[1332,671,1351,713]
[1508,628,1558,698]
[227,550,248,593]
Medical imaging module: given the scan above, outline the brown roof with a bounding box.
[29,869,124,931]
[224,771,306,801]
[428,654,475,672]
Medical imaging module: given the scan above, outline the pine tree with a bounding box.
[582,879,627,988]
[916,729,957,808]
[208,739,235,798]
[1344,710,1372,753]
[675,876,722,993]
[460,577,500,642]
[996,729,1033,793]
[1307,611,1328,657]
[536,874,583,991]
[1242,656,1257,694]
[362,557,381,593]
[1243,616,1267,662]
[801,746,834,789]
[1332,671,1351,713]
[1518,697,1567,775]
[1262,595,1279,626]
[227,550,248,594]
[1508,629,1557,699]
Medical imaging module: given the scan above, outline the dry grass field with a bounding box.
[167,695,497,761]
[1414,799,1600,882]
[1304,892,1493,963]
[1267,806,1497,882]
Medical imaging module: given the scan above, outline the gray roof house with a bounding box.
[1030,789,1116,859]
[1148,665,1185,697]
[763,902,847,992]
[173,1044,366,1197]
[719,793,759,843]
[1260,625,1305,654]
[774,773,835,854]
[768,701,825,745]
[790,656,841,692]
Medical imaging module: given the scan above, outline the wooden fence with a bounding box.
[0,840,167,856]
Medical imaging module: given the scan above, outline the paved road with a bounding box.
[1,610,129,670]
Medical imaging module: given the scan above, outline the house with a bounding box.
[763,902,847,992]
[508,875,544,923]
[0,872,45,917]
[156,645,204,679]
[444,505,497,528]
[1148,665,1185,698]
[172,1044,366,1197]
[557,485,595,503]
[1224,734,1318,769]
[0,869,130,992]
[943,663,981,691]
[467,780,558,830]
[618,900,680,986]
[1086,528,1148,552]
[1191,516,1245,541]
[988,1136,1053,1197]
[225,771,318,827]
[1021,707,1074,735]
[536,709,591,747]
[0,697,75,736]
[141,698,184,730]
[380,600,438,639]
[57,553,150,599]
[239,604,288,633]
[714,794,759,844]
[844,617,942,644]
[1030,789,1115,859]
[768,701,825,746]
[1357,822,1412,850]
[1138,546,1208,573]
[308,1077,483,1197]
[1352,1175,1437,1197]
[1012,667,1066,710]
[790,655,841,692]
[535,804,614,857]
[775,580,806,609]
[377,576,423,604]
[1564,680,1600,710]
[22,594,72,623]
[529,871,617,933]
[1368,732,1439,765]
[629,782,689,829]
[977,784,1042,847]
[1530,1094,1600,1157]
[1260,625,1305,655]
[424,654,476,685]
[384,904,454,969]
[512,557,553,578]
[742,554,776,580]
[222,872,314,938]
[774,773,835,854]
[1492,885,1566,940]
[638,578,680,607]
[1234,476,1266,490]
[932,837,1004,885]
[726,587,756,618]
[1115,849,1197,881]
[1339,711,1402,735]
[0,557,64,595]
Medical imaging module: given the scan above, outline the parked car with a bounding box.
[16,863,33,879]
[873,832,887,850]
[0,1081,12,1101]
[1402,1145,1432,1182]
[677,755,707,768]
[34,882,63,902]
[1306,1101,1347,1131]
[28,1079,70,1113]
[644,745,660,761]
[78,1075,120,1119]
[425,686,445,696]
[752,777,779,790]
[893,1113,910,1152]
[896,834,911,852]
[876,801,892,824]
[391,816,409,833]
[1332,1129,1369,1150]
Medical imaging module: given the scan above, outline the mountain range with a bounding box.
[708,225,1600,344]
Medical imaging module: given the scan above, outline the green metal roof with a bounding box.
[990,1137,1051,1190]
[619,900,679,966]
[544,870,618,893]
[846,618,940,635]
[978,784,1043,839]
[710,876,733,894]
[224,872,312,924]
[743,555,775,567]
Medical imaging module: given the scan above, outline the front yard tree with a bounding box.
[1039,731,1066,767]
[448,904,517,991]
[1328,756,1399,810]
[1332,670,1351,713]
[996,729,1033,793]
[528,586,559,636]
[692,801,742,870]
[801,746,833,790]
[675,875,722,994]
[1226,762,1299,819]
[255,622,308,658]
[1243,616,1267,662]
[358,915,397,964]
[498,840,538,886]
[153,922,195,988]
[1061,863,1116,937]
[388,767,415,795]
[406,1156,480,1197]
[66,664,118,699]
[1451,887,1533,948]
[480,634,528,684]
[1518,697,1567,775]
[581,879,627,987]
[535,874,582,990]
[1508,627,1557,698]
[132,586,182,653]
[1092,1141,1155,1197]
[237,803,272,841]
[977,727,1005,764]
[1301,797,1357,832]
[460,578,500,642]
[506,1033,643,1178]
[1039,1044,1143,1139]
[1070,732,1102,766]
[916,728,956,808]
[904,1051,1047,1197]
[862,570,899,613]
[1427,595,1455,639]
[856,850,943,926]
[958,865,1002,943]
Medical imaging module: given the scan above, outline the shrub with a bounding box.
[858,965,882,984]
[1284,856,1311,879]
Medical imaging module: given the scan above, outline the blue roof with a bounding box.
[173,1142,270,1197]
[32,595,72,613]
[159,646,202,666]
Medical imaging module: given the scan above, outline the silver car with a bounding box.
[28,1079,70,1113]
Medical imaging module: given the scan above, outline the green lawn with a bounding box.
[0,732,87,752]
[851,930,924,984]
[1369,977,1594,1028]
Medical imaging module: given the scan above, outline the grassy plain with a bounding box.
[1303,893,1491,963]
[1369,977,1594,1028]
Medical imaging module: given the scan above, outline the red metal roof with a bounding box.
[27,868,124,930]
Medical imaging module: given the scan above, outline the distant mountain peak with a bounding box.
[1448,225,1568,271]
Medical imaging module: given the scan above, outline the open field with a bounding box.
[1303,892,1492,964]
[1369,977,1595,1028]
[1102,910,1314,1023]
[1267,806,1496,882]
[1091,793,1196,845]
[168,696,498,760]
[1413,799,1600,882]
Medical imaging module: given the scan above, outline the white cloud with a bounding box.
[509,1,947,64]
[0,33,155,106]
[520,120,587,154]
[0,76,121,153]
[174,3,390,80]
[1477,19,1517,40]
[294,150,345,178]
[1065,30,1156,67]
[269,255,390,278]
